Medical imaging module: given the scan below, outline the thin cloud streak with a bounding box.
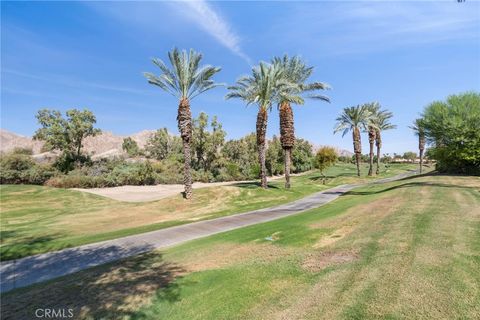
[179,0,251,64]
[3,69,152,95]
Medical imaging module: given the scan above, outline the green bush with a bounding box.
[0,153,56,184]
[421,92,480,175]
[45,175,110,188]
[1,153,35,171]
[12,147,33,155]
[193,169,215,183]
[106,162,156,186]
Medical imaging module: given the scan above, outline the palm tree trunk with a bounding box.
[284,148,292,188]
[257,108,268,189]
[177,98,193,199]
[279,102,295,189]
[419,135,425,174]
[375,130,381,175]
[353,127,361,177]
[368,126,376,176]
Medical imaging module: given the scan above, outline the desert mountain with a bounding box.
[0,129,156,156]
[0,129,353,158]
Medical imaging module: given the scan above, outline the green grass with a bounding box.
[0,163,418,260]
[2,172,478,320]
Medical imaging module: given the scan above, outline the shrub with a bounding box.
[314,147,337,178]
[45,175,110,188]
[1,153,35,171]
[193,169,214,183]
[225,162,241,180]
[0,153,56,184]
[106,162,156,186]
[152,158,183,184]
[12,147,33,155]
[421,92,480,175]
[24,165,57,185]
[122,137,141,157]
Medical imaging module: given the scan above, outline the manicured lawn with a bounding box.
[2,173,478,319]
[0,163,418,260]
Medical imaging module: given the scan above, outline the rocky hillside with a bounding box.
[1,129,353,158]
[0,129,156,156]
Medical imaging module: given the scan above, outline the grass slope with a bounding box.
[2,173,478,319]
[0,163,417,260]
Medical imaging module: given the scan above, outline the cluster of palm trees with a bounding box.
[334,103,395,177]
[145,48,330,198]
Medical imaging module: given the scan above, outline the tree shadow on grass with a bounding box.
[1,250,186,320]
[0,234,71,261]
[344,181,477,196]
[231,182,280,189]
[309,173,355,181]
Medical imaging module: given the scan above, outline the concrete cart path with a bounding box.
[0,171,416,293]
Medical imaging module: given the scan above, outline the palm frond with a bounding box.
[145,48,221,100]
[271,55,330,106]
[334,105,372,137]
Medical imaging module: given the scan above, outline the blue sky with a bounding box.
[1,0,479,155]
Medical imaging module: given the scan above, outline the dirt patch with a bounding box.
[313,225,354,248]
[310,195,404,230]
[302,251,359,273]
[175,242,294,273]
[310,195,405,250]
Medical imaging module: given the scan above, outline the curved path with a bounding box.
[0,171,415,293]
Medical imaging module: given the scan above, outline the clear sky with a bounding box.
[1,0,479,155]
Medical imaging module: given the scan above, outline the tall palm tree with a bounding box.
[372,109,396,174]
[334,105,371,176]
[226,62,284,189]
[410,118,426,173]
[365,102,380,176]
[272,55,330,188]
[144,48,222,199]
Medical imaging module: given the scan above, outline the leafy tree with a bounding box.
[272,55,330,188]
[144,48,222,199]
[419,92,480,174]
[266,135,283,176]
[221,133,258,179]
[122,137,140,157]
[192,112,226,171]
[403,151,417,162]
[145,128,182,160]
[314,146,337,184]
[227,62,286,188]
[291,138,314,173]
[33,108,101,171]
[334,105,371,176]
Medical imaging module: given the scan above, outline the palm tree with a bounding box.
[410,118,426,173]
[144,48,222,199]
[334,105,371,176]
[226,62,284,189]
[372,109,396,174]
[272,55,330,188]
[365,102,380,176]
